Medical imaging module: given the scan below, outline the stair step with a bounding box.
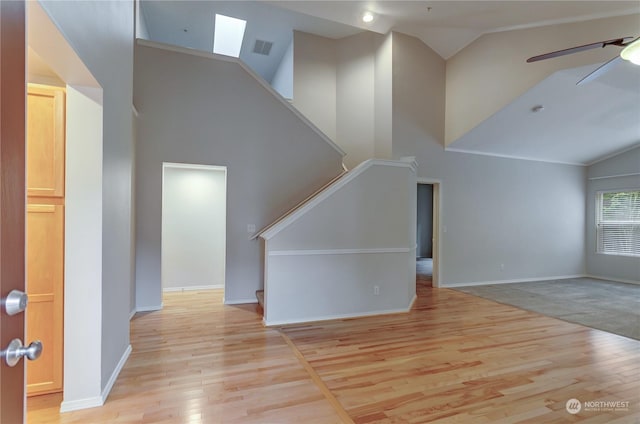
[256,290,264,308]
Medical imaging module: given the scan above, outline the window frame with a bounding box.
[595,188,640,258]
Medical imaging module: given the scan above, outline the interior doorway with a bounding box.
[417,180,440,287]
[161,163,227,294]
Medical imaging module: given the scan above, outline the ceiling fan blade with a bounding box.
[576,55,623,85]
[527,37,633,63]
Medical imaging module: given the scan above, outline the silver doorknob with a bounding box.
[1,339,43,367]
[3,290,28,316]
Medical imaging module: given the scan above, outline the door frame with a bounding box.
[417,179,442,287]
[161,162,228,295]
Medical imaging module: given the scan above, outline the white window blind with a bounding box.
[596,190,640,256]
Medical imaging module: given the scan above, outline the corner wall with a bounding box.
[37,0,134,401]
[293,31,337,141]
[392,32,586,286]
[134,42,344,307]
[586,146,640,283]
[293,30,391,168]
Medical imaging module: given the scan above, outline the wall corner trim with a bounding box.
[59,396,104,413]
[136,303,163,313]
[224,298,259,305]
[441,274,586,288]
[263,302,415,327]
[100,344,132,405]
[585,274,640,285]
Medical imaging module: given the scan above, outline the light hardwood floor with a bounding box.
[28,283,640,423]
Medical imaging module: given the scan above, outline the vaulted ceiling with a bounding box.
[139,1,640,165]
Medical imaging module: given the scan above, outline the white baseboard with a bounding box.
[264,303,415,327]
[408,294,417,310]
[585,274,640,285]
[59,347,132,413]
[224,298,258,305]
[135,303,163,312]
[129,309,136,320]
[163,284,223,292]
[101,344,132,404]
[442,274,585,288]
[60,395,103,413]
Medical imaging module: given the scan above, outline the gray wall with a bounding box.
[134,43,344,306]
[271,38,293,100]
[40,0,134,392]
[392,32,586,285]
[263,160,416,325]
[586,146,640,282]
[417,184,433,258]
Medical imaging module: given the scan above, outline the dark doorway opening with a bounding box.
[417,183,433,286]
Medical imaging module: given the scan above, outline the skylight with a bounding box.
[213,14,246,58]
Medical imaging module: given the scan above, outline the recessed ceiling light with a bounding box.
[362,11,374,23]
[213,14,247,58]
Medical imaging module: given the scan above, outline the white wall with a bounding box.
[38,0,134,398]
[262,160,417,325]
[162,165,226,290]
[294,30,392,168]
[292,31,336,141]
[134,42,344,307]
[271,38,293,100]
[336,32,376,169]
[64,85,103,406]
[374,33,393,160]
[392,32,586,286]
[586,146,640,283]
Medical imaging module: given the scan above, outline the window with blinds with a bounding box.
[596,190,640,256]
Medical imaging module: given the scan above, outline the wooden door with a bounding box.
[26,84,65,396]
[0,1,27,423]
[27,85,64,198]
[26,204,64,394]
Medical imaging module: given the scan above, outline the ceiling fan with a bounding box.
[527,37,640,85]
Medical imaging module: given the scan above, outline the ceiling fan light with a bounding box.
[620,39,640,65]
[362,11,374,23]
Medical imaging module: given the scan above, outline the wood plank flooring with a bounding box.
[28,282,640,423]
[282,282,640,423]
[27,290,343,423]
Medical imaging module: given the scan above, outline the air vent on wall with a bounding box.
[252,39,273,56]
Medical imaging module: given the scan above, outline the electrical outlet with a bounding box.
[373,285,380,295]
[500,264,505,271]
[247,224,256,233]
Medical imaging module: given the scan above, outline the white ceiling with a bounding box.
[140,1,640,165]
[270,1,640,59]
[448,60,640,165]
